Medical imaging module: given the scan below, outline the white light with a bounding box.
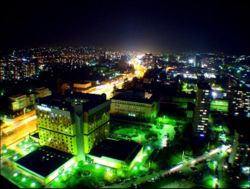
[221,145,231,152]
[37,105,51,112]
[136,54,144,59]
[188,59,194,64]
[212,91,217,98]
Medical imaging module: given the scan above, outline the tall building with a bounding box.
[36,93,110,160]
[195,54,202,68]
[110,90,159,122]
[193,82,211,137]
[228,125,249,188]
[0,58,6,80]
[228,87,250,118]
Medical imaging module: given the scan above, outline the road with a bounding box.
[103,145,232,188]
[1,119,37,148]
[83,56,146,99]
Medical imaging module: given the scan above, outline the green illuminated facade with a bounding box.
[210,100,229,112]
[37,93,110,159]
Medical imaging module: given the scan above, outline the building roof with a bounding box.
[16,146,73,177]
[38,92,107,112]
[112,90,157,103]
[197,82,211,90]
[89,138,142,162]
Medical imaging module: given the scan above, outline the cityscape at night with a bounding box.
[0,0,249,188]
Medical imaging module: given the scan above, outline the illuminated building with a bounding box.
[229,87,250,118]
[34,87,52,99]
[0,58,6,80]
[37,93,110,160]
[0,53,39,81]
[14,146,76,185]
[195,54,202,68]
[88,138,143,169]
[9,94,35,111]
[192,82,211,137]
[110,90,159,122]
[229,128,249,187]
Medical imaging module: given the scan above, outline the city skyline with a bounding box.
[1,0,250,53]
[0,1,249,188]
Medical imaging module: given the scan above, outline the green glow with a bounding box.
[210,100,228,112]
[203,175,214,188]
[147,146,151,150]
[22,177,26,182]
[213,177,218,188]
[95,164,100,169]
[133,166,138,171]
[13,172,18,177]
[211,86,224,91]
[30,182,36,187]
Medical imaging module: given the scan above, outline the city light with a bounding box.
[211,91,217,98]
[22,177,26,182]
[188,58,194,64]
[30,182,36,187]
[37,105,51,112]
[0,17,248,189]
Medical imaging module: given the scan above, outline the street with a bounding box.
[1,119,37,148]
[103,145,232,188]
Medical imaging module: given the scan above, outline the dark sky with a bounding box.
[1,0,250,53]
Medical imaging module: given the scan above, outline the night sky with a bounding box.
[1,0,250,53]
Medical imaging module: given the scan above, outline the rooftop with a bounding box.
[16,146,73,177]
[37,92,107,112]
[89,138,142,162]
[112,90,157,103]
[197,82,211,90]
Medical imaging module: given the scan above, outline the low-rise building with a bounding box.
[110,90,159,122]
[34,87,52,99]
[9,94,35,111]
[88,138,143,169]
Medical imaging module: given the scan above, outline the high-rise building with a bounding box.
[36,93,110,160]
[228,87,250,118]
[195,54,202,68]
[193,82,211,137]
[0,58,6,80]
